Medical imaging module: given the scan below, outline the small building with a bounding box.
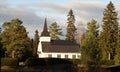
[37,18,81,59]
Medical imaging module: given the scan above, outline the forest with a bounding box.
[0,1,120,67]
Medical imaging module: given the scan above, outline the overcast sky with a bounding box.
[0,0,120,38]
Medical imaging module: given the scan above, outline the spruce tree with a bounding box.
[114,29,120,64]
[99,1,119,61]
[49,22,63,40]
[80,19,100,65]
[66,9,76,41]
[33,30,39,56]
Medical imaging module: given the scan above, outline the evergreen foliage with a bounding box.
[99,1,119,62]
[114,29,120,64]
[0,19,32,61]
[66,9,76,41]
[49,22,63,40]
[80,19,100,65]
[33,30,39,56]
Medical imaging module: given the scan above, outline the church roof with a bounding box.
[41,18,50,36]
[41,40,80,53]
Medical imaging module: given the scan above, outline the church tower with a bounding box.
[37,18,51,53]
[41,18,50,37]
[40,18,51,42]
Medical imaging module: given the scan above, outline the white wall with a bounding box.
[38,52,81,59]
[40,37,51,42]
[37,36,51,52]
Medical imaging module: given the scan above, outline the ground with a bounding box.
[1,64,110,72]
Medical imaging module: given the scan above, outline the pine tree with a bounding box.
[33,30,39,56]
[0,19,32,61]
[49,22,63,40]
[66,9,76,41]
[80,19,100,65]
[114,29,120,64]
[99,1,119,61]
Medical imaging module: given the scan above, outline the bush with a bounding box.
[71,59,81,64]
[100,60,114,65]
[25,58,73,66]
[25,57,46,66]
[1,58,19,66]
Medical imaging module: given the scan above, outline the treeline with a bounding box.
[48,2,120,66]
[47,1,120,65]
[80,1,120,65]
[0,1,120,66]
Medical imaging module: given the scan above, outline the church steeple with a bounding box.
[41,18,50,36]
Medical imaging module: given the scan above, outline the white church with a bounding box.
[37,18,81,59]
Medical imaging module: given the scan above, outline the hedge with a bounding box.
[25,58,73,66]
[25,57,46,66]
[1,58,19,66]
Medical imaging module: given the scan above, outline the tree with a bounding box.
[66,9,76,41]
[80,19,100,65]
[49,22,63,40]
[33,30,39,56]
[0,27,5,58]
[0,19,32,61]
[114,29,120,64]
[99,1,119,61]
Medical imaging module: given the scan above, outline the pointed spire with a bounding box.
[41,18,50,36]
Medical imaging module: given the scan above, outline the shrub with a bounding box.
[71,59,81,64]
[100,60,114,65]
[25,57,46,66]
[25,58,74,66]
[1,58,18,66]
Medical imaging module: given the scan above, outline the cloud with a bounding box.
[33,2,67,11]
[64,2,105,22]
[0,3,44,38]
[0,1,120,39]
[32,1,105,26]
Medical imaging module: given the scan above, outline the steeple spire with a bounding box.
[41,18,50,36]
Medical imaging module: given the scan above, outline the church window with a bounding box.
[48,54,52,58]
[57,54,61,58]
[72,55,76,59]
[65,55,68,58]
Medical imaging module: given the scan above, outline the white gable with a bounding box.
[40,37,51,42]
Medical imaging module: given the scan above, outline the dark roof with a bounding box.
[41,40,80,53]
[41,18,50,36]
[51,40,78,45]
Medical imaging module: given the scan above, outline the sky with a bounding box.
[0,0,120,38]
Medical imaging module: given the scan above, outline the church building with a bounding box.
[37,18,81,59]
